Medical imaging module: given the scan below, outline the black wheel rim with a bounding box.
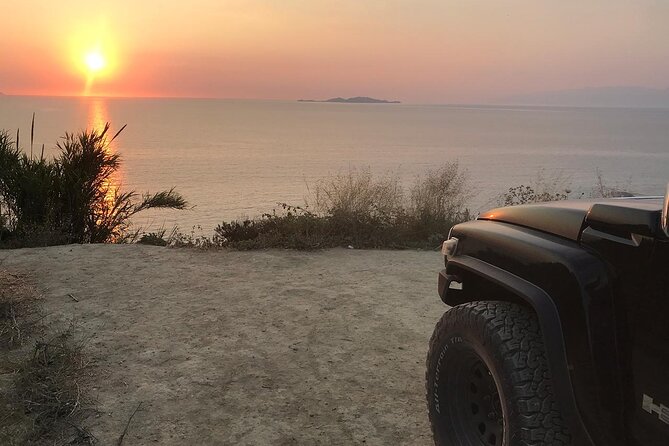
[465,359,503,446]
[436,348,505,446]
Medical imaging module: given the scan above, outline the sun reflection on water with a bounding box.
[88,98,108,135]
[87,98,123,210]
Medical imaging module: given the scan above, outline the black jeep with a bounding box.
[426,188,669,446]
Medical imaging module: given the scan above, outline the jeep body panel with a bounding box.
[479,197,665,241]
[580,223,669,446]
[479,200,592,240]
[439,197,668,446]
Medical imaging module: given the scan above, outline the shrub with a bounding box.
[409,162,469,221]
[215,164,473,250]
[215,204,334,250]
[138,231,170,246]
[499,168,636,206]
[164,226,214,248]
[408,162,471,240]
[0,123,187,247]
[0,130,58,236]
[499,169,570,206]
[312,167,404,218]
[501,184,568,206]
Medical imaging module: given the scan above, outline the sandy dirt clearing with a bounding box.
[1,245,446,445]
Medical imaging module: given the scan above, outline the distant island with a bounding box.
[299,96,400,104]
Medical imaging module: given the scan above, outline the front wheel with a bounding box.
[425,301,571,446]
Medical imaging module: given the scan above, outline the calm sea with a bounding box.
[1,96,668,232]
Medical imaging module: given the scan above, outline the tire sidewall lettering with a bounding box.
[433,335,465,415]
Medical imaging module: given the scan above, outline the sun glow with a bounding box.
[85,51,106,73]
[68,22,119,96]
[81,47,111,96]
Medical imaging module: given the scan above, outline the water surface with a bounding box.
[1,96,667,231]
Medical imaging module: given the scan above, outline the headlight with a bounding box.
[441,237,459,258]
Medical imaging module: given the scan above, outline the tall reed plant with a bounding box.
[0,123,187,246]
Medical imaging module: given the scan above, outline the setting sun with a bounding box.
[85,51,105,73]
[64,22,119,95]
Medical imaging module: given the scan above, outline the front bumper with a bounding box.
[438,268,461,305]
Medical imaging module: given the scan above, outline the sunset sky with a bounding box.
[3,0,669,103]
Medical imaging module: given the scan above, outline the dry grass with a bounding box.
[0,270,43,349]
[409,162,472,227]
[0,270,95,445]
[13,329,94,443]
[311,167,405,218]
[590,168,634,198]
[213,164,472,250]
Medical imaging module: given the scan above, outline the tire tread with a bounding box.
[426,301,572,446]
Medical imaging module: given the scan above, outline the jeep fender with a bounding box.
[439,220,620,446]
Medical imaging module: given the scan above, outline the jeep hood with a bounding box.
[479,198,664,241]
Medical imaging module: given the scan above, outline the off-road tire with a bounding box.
[426,301,571,446]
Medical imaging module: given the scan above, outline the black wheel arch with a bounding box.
[438,219,632,446]
[438,256,595,446]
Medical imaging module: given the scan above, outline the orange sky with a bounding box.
[2,1,668,103]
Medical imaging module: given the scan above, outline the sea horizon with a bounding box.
[3,93,669,111]
[2,95,668,232]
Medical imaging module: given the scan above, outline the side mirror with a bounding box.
[663,183,669,237]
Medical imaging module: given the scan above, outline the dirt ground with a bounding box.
[1,245,446,445]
